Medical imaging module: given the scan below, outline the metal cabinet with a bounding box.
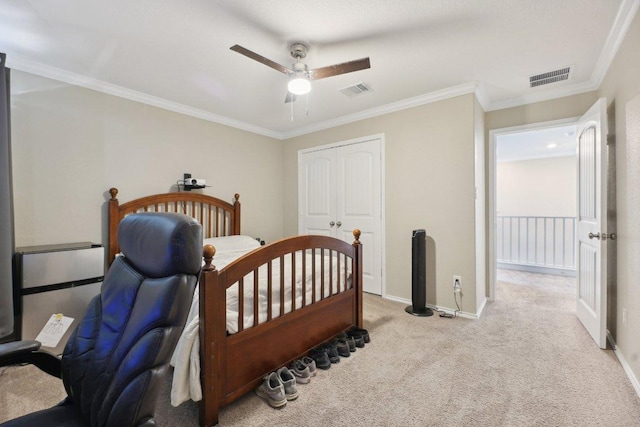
[14,242,104,355]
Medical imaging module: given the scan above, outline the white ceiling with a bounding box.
[496,124,577,163]
[1,0,637,139]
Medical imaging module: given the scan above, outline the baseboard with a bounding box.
[382,295,481,319]
[608,331,640,398]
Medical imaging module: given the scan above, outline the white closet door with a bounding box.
[336,139,382,295]
[298,148,337,236]
[298,137,383,295]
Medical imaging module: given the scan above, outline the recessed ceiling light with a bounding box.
[547,143,558,148]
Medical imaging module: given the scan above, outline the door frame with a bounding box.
[488,118,579,300]
[298,133,387,298]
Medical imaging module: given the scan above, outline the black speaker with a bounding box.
[405,229,434,317]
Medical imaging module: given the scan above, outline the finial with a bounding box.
[109,188,118,200]
[353,229,361,244]
[203,244,216,271]
[234,193,240,203]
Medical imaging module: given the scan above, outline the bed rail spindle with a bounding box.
[311,248,316,304]
[337,252,341,293]
[253,268,259,327]
[329,250,334,296]
[279,255,285,317]
[238,278,244,332]
[301,249,307,307]
[223,212,227,236]
[206,205,212,238]
[267,261,273,321]
[291,252,296,311]
[320,249,325,300]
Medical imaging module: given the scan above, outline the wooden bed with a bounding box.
[107,188,364,427]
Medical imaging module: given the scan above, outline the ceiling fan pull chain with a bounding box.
[306,93,309,116]
[291,96,294,122]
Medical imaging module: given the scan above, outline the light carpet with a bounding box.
[2,270,640,426]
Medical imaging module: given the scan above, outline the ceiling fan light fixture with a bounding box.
[288,76,311,95]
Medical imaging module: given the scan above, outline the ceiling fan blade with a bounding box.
[285,92,297,103]
[308,57,370,80]
[230,44,293,75]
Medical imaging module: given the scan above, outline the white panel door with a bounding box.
[336,139,382,295]
[298,149,337,237]
[299,137,383,295]
[576,98,608,349]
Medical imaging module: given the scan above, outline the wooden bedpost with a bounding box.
[233,193,241,235]
[108,188,120,266]
[199,244,223,427]
[352,229,363,327]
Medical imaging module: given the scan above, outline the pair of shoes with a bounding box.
[336,333,357,352]
[255,367,298,408]
[301,356,317,377]
[319,342,340,364]
[331,337,351,357]
[346,326,370,347]
[309,346,332,370]
[290,359,312,384]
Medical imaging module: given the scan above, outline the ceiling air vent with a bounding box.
[339,82,373,97]
[529,66,572,88]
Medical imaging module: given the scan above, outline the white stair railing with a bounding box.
[496,216,576,273]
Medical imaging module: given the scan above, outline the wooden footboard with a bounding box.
[198,232,363,427]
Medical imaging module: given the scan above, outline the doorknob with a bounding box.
[607,233,617,240]
[329,221,335,227]
[588,232,600,240]
[336,221,342,227]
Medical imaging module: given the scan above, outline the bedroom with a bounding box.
[1,0,640,425]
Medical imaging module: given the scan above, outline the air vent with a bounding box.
[339,82,373,97]
[529,67,571,88]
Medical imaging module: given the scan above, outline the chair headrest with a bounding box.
[118,212,203,278]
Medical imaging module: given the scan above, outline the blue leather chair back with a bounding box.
[60,212,201,427]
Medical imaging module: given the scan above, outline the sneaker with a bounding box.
[319,342,340,364]
[352,327,371,343]
[301,356,317,376]
[309,347,331,370]
[277,367,299,401]
[337,333,357,352]
[347,327,370,346]
[331,338,350,358]
[290,360,312,384]
[255,372,287,408]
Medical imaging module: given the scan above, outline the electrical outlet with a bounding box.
[453,275,462,291]
[623,308,628,326]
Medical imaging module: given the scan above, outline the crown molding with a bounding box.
[6,54,282,139]
[591,0,640,87]
[281,82,479,139]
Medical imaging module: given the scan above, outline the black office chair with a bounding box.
[0,212,202,427]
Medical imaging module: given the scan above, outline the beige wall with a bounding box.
[11,71,284,251]
[497,156,576,217]
[598,9,640,387]
[284,94,479,313]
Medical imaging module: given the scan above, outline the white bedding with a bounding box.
[170,235,350,406]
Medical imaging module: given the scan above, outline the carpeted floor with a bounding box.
[2,270,640,426]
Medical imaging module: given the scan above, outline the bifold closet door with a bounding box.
[298,138,382,295]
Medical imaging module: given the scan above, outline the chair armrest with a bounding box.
[0,340,62,378]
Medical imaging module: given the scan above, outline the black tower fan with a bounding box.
[405,229,434,316]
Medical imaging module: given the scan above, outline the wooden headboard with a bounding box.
[107,187,241,265]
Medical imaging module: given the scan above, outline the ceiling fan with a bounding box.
[230,43,370,103]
